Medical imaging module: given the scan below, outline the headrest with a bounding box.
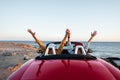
[47,43,56,48]
[74,42,83,47]
[45,43,56,55]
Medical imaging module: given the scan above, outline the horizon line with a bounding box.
[0,40,120,42]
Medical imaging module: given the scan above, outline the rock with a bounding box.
[27,52,33,57]
[8,63,22,72]
[23,55,29,60]
[2,52,16,56]
[7,67,13,71]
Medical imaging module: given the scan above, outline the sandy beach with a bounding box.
[0,42,39,80]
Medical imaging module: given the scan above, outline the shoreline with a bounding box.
[0,42,38,80]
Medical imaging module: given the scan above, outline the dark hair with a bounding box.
[74,42,83,47]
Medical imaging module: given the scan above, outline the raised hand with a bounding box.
[87,30,97,43]
[91,30,97,37]
[66,28,71,37]
[27,29,35,36]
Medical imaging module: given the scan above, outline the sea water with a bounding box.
[89,42,120,58]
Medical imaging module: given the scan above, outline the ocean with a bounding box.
[88,42,120,58]
[1,41,120,58]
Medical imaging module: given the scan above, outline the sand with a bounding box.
[0,42,39,80]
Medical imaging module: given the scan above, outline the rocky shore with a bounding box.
[0,42,39,80]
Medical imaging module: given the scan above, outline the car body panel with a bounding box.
[8,58,120,80]
[7,41,120,80]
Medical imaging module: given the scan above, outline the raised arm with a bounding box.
[88,30,97,43]
[57,29,70,54]
[27,29,46,52]
[85,30,97,52]
[68,29,71,44]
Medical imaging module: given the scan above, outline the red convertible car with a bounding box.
[7,42,120,80]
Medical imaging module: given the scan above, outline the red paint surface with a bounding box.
[8,59,120,80]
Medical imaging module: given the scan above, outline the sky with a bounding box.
[0,0,120,42]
